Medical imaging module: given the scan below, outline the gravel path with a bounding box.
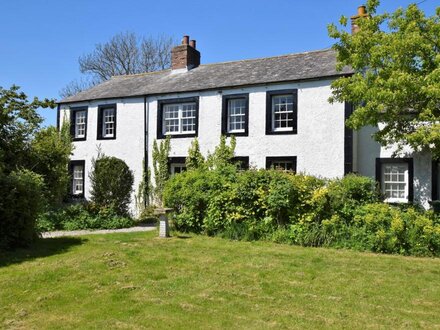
[41,224,157,238]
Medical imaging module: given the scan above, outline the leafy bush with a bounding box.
[0,169,45,249]
[31,123,73,207]
[164,165,439,257]
[36,203,135,232]
[89,156,134,216]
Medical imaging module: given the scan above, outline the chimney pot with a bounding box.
[172,35,201,70]
[357,5,366,16]
[351,5,369,34]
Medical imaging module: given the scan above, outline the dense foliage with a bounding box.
[89,155,134,216]
[31,124,73,207]
[152,136,170,205]
[0,170,45,249]
[36,203,135,232]
[328,1,440,157]
[165,167,440,257]
[0,85,67,249]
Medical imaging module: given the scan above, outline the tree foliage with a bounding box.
[89,155,134,216]
[186,138,205,170]
[0,85,54,170]
[60,33,176,98]
[152,136,171,205]
[0,85,58,249]
[206,135,236,170]
[31,123,73,207]
[328,1,440,157]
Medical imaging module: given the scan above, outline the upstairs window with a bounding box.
[98,104,117,140]
[266,156,297,172]
[266,90,297,135]
[69,160,85,197]
[376,158,413,203]
[70,107,88,141]
[222,94,249,136]
[158,98,199,139]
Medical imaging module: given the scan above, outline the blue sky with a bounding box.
[1,0,437,126]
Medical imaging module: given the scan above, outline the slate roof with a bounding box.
[60,48,352,104]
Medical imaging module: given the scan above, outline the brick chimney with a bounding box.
[171,35,201,71]
[351,5,369,34]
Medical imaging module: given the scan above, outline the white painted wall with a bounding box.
[60,97,145,214]
[356,125,433,208]
[147,79,346,179]
[61,77,435,214]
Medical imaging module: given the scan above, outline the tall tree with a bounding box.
[60,33,175,98]
[328,1,440,157]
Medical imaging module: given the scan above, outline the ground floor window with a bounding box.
[376,158,413,203]
[69,160,85,197]
[232,156,249,170]
[168,157,186,175]
[266,156,297,172]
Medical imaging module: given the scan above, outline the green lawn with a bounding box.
[1,231,439,329]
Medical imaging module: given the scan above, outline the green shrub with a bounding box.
[0,169,45,249]
[89,156,134,216]
[350,203,440,256]
[327,174,380,221]
[163,165,439,257]
[37,203,135,232]
[164,168,234,232]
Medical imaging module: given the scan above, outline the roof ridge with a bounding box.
[110,48,333,79]
[198,48,333,67]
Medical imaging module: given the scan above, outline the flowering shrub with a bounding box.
[164,166,440,257]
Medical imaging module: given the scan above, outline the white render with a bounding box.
[60,78,434,214]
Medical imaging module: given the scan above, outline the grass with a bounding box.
[1,231,439,329]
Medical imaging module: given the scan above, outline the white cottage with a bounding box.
[59,33,435,213]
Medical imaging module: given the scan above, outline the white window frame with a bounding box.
[271,94,294,132]
[102,108,115,138]
[74,110,86,139]
[227,98,246,134]
[381,163,409,203]
[72,164,84,195]
[162,102,197,136]
[170,163,186,175]
[271,161,294,171]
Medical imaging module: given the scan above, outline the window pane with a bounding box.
[272,95,293,130]
[102,108,115,137]
[72,165,84,194]
[227,98,246,132]
[271,161,293,171]
[75,111,86,138]
[382,163,408,201]
[163,102,196,135]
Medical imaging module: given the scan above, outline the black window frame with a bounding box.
[266,156,297,172]
[68,160,85,198]
[221,93,249,137]
[97,104,117,140]
[168,157,187,174]
[375,158,414,203]
[432,160,438,200]
[157,97,199,139]
[266,89,298,135]
[70,106,88,141]
[232,156,250,170]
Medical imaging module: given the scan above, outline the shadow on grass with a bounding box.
[0,236,86,268]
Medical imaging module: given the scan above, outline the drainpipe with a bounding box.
[144,95,150,208]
